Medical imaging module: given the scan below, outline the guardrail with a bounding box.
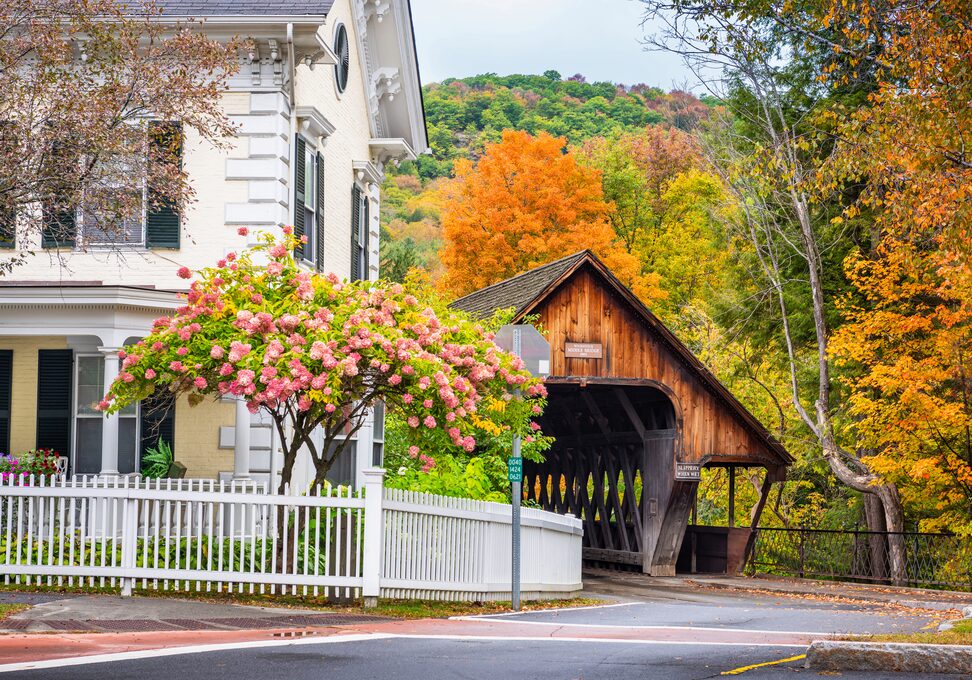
[0,472,583,602]
[749,527,972,590]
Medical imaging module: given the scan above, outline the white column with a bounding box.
[361,467,385,608]
[233,396,251,480]
[354,415,373,489]
[98,347,121,476]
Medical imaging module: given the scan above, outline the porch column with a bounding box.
[98,346,121,475]
[233,396,251,479]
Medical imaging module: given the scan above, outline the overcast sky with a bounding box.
[409,0,696,90]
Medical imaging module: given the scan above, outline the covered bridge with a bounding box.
[453,251,792,576]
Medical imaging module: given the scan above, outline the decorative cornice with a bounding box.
[296,105,338,140]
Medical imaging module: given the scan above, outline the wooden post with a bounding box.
[742,471,775,571]
[361,468,385,608]
[728,467,736,528]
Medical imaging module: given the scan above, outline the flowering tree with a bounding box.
[100,230,547,495]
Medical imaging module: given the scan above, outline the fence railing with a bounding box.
[0,472,583,602]
[749,527,972,590]
[382,488,583,601]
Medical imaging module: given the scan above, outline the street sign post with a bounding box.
[494,324,549,612]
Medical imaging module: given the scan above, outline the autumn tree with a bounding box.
[439,129,659,301]
[0,0,239,273]
[828,0,972,534]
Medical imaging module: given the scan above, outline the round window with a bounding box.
[334,24,350,93]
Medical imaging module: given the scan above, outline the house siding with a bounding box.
[0,336,69,455]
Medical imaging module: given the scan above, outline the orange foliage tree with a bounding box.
[438,130,659,300]
[829,0,972,532]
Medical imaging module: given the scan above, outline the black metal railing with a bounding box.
[748,527,972,590]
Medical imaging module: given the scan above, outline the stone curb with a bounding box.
[805,640,972,675]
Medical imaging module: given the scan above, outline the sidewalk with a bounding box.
[0,592,388,634]
[582,569,972,612]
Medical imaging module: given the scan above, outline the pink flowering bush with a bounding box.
[100,230,547,495]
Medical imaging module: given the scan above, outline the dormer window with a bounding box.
[334,24,350,93]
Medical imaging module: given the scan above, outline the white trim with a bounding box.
[295,106,337,140]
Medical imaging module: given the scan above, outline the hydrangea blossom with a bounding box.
[101,231,546,494]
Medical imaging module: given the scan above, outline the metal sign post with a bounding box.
[494,324,549,613]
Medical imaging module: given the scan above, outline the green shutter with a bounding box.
[294,136,306,260]
[350,185,361,281]
[146,121,182,249]
[0,350,11,454]
[42,203,76,249]
[140,391,175,461]
[36,349,73,458]
[316,151,326,270]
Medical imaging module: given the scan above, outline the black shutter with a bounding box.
[362,193,370,280]
[0,350,11,454]
[146,121,183,249]
[36,349,73,457]
[0,206,13,249]
[294,135,306,260]
[139,391,175,460]
[350,185,361,281]
[315,151,326,270]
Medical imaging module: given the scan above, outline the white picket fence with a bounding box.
[0,471,583,602]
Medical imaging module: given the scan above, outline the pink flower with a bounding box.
[267,262,283,276]
[408,446,420,459]
[120,372,134,383]
[152,342,164,351]
[403,394,414,404]
[176,347,188,356]
[282,226,293,235]
[268,243,287,258]
[194,377,207,389]
[97,400,111,411]
[423,399,433,409]
[423,415,436,429]
[144,369,156,379]
[407,416,420,428]
[169,361,184,372]
[251,293,263,304]
[530,421,541,431]
[219,362,234,376]
[237,226,249,236]
[388,374,402,386]
[177,266,192,279]
[210,345,225,360]
[325,403,336,413]
[236,369,255,387]
[228,341,252,362]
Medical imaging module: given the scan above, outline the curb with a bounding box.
[805,640,972,675]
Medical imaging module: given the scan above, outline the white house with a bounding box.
[0,0,428,490]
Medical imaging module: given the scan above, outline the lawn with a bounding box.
[0,604,28,621]
[853,618,972,646]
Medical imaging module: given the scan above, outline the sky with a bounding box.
[409,0,696,90]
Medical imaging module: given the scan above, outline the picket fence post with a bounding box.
[361,468,386,608]
[119,492,138,597]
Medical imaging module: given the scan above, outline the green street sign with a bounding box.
[507,457,523,483]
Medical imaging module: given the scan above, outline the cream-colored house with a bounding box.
[0,0,427,490]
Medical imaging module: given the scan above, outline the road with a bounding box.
[0,578,958,679]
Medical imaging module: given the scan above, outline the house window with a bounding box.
[73,356,139,474]
[371,401,385,467]
[350,185,369,281]
[294,135,325,267]
[334,24,350,94]
[42,121,182,250]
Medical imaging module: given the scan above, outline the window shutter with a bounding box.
[0,205,14,249]
[0,350,11,454]
[350,185,361,281]
[294,135,306,260]
[362,194,370,280]
[146,121,183,249]
[315,151,326,270]
[36,349,73,458]
[140,391,175,461]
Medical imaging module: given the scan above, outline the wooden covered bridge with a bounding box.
[453,251,792,576]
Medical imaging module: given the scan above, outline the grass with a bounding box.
[0,603,28,621]
[0,582,602,619]
[849,618,972,646]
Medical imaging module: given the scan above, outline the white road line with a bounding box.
[0,632,809,672]
[452,616,839,637]
[448,601,641,619]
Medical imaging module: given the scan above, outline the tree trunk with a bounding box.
[863,493,888,582]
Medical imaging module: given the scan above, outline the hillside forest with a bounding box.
[380,0,972,539]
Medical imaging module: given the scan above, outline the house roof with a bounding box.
[451,251,793,466]
[151,0,333,17]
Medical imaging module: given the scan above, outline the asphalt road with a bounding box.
[0,579,951,679]
[0,636,960,680]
